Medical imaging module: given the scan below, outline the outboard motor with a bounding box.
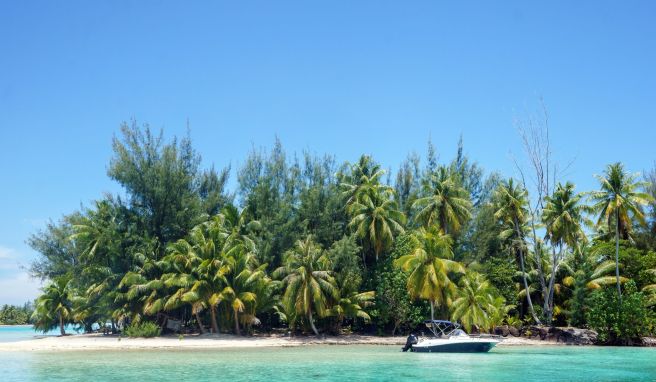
[402,333,418,352]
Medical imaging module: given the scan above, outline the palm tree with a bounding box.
[493,178,541,324]
[32,276,74,335]
[213,249,266,335]
[394,227,464,321]
[222,204,261,253]
[541,182,586,324]
[543,182,586,250]
[275,236,338,335]
[347,188,406,263]
[113,250,165,327]
[155,217,230,334]
[340,155,387,207]
[160,239,209,334]
[563,259,627,290]
[413,166,472,234]
[328,290,375,331]
[451,271,504,332]
[186,218,231,333]
[588,163,653,300]
[561,244,628,326]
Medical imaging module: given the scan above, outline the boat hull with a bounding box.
[412,341,497,353]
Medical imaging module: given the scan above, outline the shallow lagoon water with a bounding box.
[2,344,656,382]
[0,325,78,343]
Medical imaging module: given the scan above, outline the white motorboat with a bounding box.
[406,320,499,353]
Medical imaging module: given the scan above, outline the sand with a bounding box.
[0,333,557,352]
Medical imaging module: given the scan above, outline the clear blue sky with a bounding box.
[1,1,654,304]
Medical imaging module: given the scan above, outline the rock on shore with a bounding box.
[494,325,598,345]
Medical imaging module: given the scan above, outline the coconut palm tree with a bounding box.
[451,271,504,332]
[151,217,230,334]
[543,182,586,250]
[347,188,405,263]
[340,155,388,207]
[275,236,338,335]
[493,178,541,324]
[184,218,231,333]
[561,244,628,326]
[221,204,261,253]
[394,227,464,321]
[541,182,586,323]
[328,290,375,331]
[160,239,209,334]
[213,249,266,335]
[32,276,75,335]
[588,163,653,300]
[113,249,165,327]
[413,166,472,234]
[563,260,627,290]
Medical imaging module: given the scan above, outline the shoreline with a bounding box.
[0,333,562,352]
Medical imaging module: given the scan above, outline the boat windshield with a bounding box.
[450,329,468,337]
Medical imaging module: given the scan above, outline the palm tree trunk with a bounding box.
[528,215,548,314]
[233,309,241,335]
[195,311,206,334]
[543,246,558,325]
[514,219,541,325]
[359,238,367,272]
[210,306,219,334]
[59,313,65,336]
[442,214,448,235]
[615,209,622,303]
[392,319,400,336]
[308,309,319,336]
[519,249,541,325]
[430,300,435,322]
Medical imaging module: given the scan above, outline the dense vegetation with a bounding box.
[26,122,656,344]
[0,303,33,325]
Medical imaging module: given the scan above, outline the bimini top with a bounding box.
[423,320,461,336]
[423,320,458,325]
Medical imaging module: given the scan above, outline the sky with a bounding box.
[0,1,655,305]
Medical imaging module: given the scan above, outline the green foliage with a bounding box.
[373,234,425,335]
[124,321,161,338]
[394,153,421,222]
[238,139,300,268]
[451,271,507,332]
[588,162,653,302]
[32,276,75,334]
[25,122,656,340]
[586,281,653,344]
[28,215,81,280]
[591,241,656,290]
[109,122,230,247]
[275,236,338,335]
[342,156,406,263]
[0,303,33,325]
[394,228,465,320]
[458,197,503,264]
[327,235,363,294]
[483,257,518,307]
[413,166,472,234]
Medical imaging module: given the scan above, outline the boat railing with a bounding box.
[470,333,503,339]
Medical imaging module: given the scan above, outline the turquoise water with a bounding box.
[0,325,78,342]
[2,345,655,381]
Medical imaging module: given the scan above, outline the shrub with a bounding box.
[124,321,161,338]
[586,280,653,344]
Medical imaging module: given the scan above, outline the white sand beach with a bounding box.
[0,333,556,352]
